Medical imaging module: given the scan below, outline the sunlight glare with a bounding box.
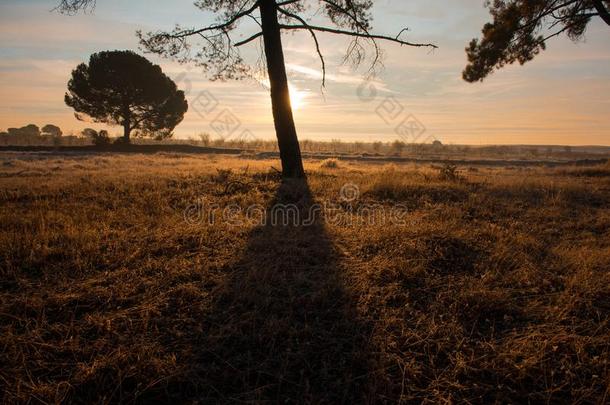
[289,84,306,111]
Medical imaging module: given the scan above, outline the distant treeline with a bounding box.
[0,125,605,160]
[0,124,87,146]
[0,124,123,147]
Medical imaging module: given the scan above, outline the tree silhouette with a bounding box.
[391,140,406,155]
[65,50,188,143]
[58,1,436,177]
[41,124,63,138]
[464,0,610,82]
[82,128,111,146]
[8,124,40,137]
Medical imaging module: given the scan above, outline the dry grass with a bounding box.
[0,152,609,403]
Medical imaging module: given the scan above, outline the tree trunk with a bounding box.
[123,122,131,143]
[592,0,610,26]
[122,113,131,143]
[259,0,305,178]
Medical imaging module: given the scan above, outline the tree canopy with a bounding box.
[464,0,610,82]
[65,50,188,142]
[8,124,40,137]
[135,0,436,84]
[41,124,63,137]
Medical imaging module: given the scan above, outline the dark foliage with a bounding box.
[65,50,188,142]
[8,124,40,137]
[81,128,111,146]
[464,0,610,82]
[41,124,63,137]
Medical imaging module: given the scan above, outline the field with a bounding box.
[1,152,609,403]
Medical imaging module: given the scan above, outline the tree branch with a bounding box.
[278,24,438,48]
[55,0,95,14]
[319,0,383,75]
[170,1,260,39]
[234,31,264,46]
[277,7,327,86]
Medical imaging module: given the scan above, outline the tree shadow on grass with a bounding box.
[190,178,372,403]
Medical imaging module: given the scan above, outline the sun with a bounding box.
[257,78,306,111]
[289,84,306,111]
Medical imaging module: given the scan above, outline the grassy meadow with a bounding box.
[0,152,609,403]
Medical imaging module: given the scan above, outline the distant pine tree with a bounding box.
[65,50,188,143]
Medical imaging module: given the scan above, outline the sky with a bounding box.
[0,0,609,146]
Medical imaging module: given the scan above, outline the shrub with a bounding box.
[438,164,462,181]
[82,128,111,146]
[113,136,129,145]
[320,158,340,169]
